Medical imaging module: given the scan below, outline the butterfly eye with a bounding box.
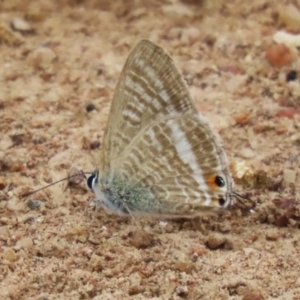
[215,175,225,188]
[218,196,226,206]
[87,172,98,190]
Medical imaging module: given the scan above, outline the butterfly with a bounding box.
[87,39,237,218]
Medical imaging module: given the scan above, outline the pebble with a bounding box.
[3,247,17,262]
[225,74,248,93]
[286,70,297,82]
[26,200,42,210]
[206,233,226,250]
[162,3,194,20]
[242,291,265,300]
[16,237,33,249]
[88,234,101,245]
[230,160,254,186]
[278,4,300,31]
[242,247,258,257]
[10,17,32,32]
[175,285,188,297]
[265,229,281,241]
[86,103,96,112]
[239,147,255,159]
[128,230,155,249]
[128,285,144,296]
[273,31,300,48]
[265,43,293,67]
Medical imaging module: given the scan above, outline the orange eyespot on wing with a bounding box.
[207,175,226,189]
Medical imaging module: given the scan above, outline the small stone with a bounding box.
[266,229,281,241]
[10,17,32,32]
[273,31,300,48]
[128,230,155,249]
[175,285,188,297]
[279,4,300,31]
[242,291,265,300]
[233,112,250,126]
[128,285,144,296]
[286,70,297,81]
[225,74,248,93]
[206,233,226,250]
[76,233,88,243]
[88,234,101,245]
[27,200,42,210]
[86,103,96,112]
[230,160,255,187]
[189,244,207,257]
[3,247,17,262]
[162,3,194,20]
[239,148,255,159]
[16,237,33,249]
[90,140,100,150]
[265,43,292,67]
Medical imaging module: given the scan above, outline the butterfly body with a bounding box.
[88,40,234,217]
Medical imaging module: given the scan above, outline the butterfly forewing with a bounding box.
[100,40,197,175]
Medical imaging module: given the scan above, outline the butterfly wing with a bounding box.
[100,40,197,175]
[113,114,233,216]
[96,39,234,217]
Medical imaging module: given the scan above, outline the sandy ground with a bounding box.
[1,0,300,299]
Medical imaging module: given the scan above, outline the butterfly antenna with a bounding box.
[231,191,256,210]
[81,136,99,171]
[22,171,92,198]
[86,140,99,171]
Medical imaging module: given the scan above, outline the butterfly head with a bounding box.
[207,174,255,210]
[87,170,99,191]
[206,174,233,209]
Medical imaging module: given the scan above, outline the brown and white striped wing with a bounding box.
[114,114,233,215]
[100,40,197,175]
